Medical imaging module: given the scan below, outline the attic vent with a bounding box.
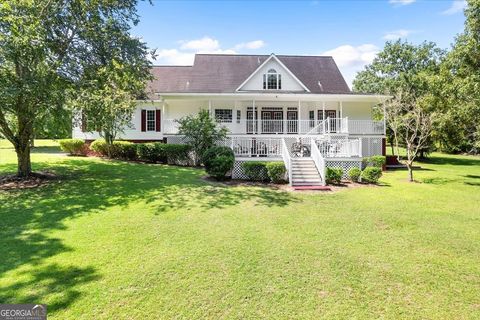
[317,81,324,92]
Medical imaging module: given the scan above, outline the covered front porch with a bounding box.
[158,93,386,136]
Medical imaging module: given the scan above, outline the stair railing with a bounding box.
[281,138,293,186]
[311,139,326,185]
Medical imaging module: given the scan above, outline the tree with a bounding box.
[434,0,480,154]
[386,94,434,182]
[353,40,444,157]
[0,0,148,177]
[176,110,228,166]
[70,18,153,154]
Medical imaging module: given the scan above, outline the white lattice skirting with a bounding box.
[326,159,362,179]
[232,160,270,180]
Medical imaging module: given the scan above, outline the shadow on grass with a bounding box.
[0,264,99,312]
[30,146,64,154]
[0,157,299,309]
[419,155,480,166]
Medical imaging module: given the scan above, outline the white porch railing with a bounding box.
[316,138,362,158]
[310,138,326,185]
[164,118,385,135]
[230,137,282,158]
[348,120,384,135]
[281,139,293,185]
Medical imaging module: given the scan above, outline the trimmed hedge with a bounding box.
[242,161,269,181]
[111,141,137,160]
[136,143,191,164]
[89,139,109,156]
[59,139,86,156]
[164,144,191,165]
[348,167,361,183]
[202,146,234,180]
[363,156,386,168]
[326,167,343,185]
[266,162,287,183]
[361,167,382,184]
[136,143,165,163]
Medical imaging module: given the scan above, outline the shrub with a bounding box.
[242,161,269,181]
[136,143,166,163]
[348,167,361,183]
[266,162,287,183]
[202,146,234,180]
[111,141,137,160]
[90,139,109,156]
[326,167,343,185]
[164,144,192,165]
[361,167,382,184]
[59,139,86,156]
[363,156,386,168]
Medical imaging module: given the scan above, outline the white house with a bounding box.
[73,53,390,187]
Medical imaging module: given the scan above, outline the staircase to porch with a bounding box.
[290,158,323,187]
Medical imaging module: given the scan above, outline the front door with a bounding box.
[287,111,298,134]
[261,110,283,133]
[318,110,337,132]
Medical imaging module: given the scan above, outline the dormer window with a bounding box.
[263,68,282,90]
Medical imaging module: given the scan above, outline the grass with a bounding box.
[0,140,479,319]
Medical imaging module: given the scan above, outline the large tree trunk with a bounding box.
[15,144,32,177]
[15,110,34,177]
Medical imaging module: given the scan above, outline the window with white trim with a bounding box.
[146,110,155,131]
[215,109,233,123]
[263,69,281,90]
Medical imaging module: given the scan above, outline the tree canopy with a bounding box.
[0,0,150,176]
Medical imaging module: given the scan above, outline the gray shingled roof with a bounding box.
[148,54,351,95]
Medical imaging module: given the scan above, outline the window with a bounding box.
[236,110,241,124]
[263,68,281,90]
[309,110,315,128]
[215,109,233,123]
[146,110,155,131]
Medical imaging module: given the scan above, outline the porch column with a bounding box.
[253,99,256,134]
[161,101,165,133]
[322,101,327,133]
[208,100,212,118]
[298,100,301,134]
[233,100,238,134]
[340,101,343,133]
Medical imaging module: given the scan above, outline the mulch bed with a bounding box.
[0,171,60,191]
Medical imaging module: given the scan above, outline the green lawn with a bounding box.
[1,140,479,319]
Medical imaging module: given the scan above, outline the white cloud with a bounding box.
[322,44,379,68]
[234,40,266,50]
[441,0,466,15]
[155,49,195,65]
[389,0,416,6]
[322,44,379,88]
[179,37,220,51]
[153,36,265,65]
[383,29,413,40]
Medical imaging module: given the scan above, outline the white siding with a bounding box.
[238,59,305,92]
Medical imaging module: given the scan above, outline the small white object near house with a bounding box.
[73,53,390,186]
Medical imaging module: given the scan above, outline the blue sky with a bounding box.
[133,0,467,86]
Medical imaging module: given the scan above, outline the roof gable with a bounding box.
[149,54,351,94]
[236,54,310,92]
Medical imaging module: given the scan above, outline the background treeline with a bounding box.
[354,0,480,155]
